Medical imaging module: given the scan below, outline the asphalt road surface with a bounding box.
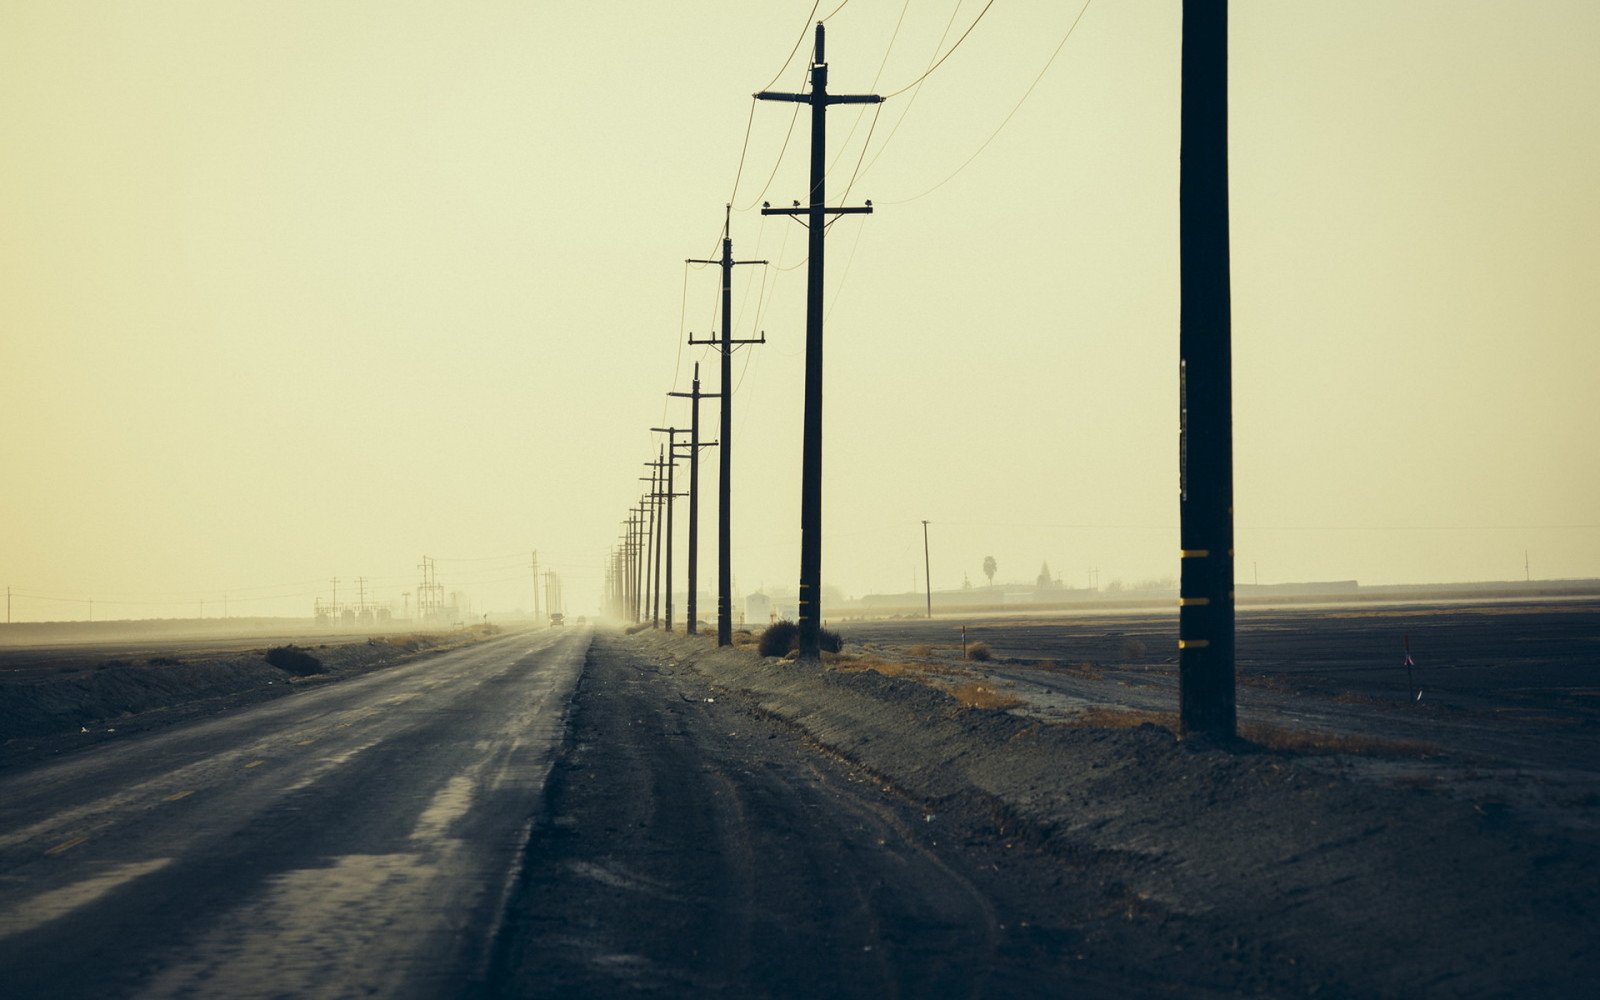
[0,629,585,1000]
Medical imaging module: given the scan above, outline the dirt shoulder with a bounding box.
[629,630,1599,999]
[0,626,504,768]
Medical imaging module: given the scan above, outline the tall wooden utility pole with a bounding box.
[688,209,765,646]
[759,22,881,659]
[1178,0,1236,739]
[668,363,719,635]
[922,520,932,619]
[650,427,689,631]
[643,446,677,628]
[639,462,660,628]
[628,504,648,623]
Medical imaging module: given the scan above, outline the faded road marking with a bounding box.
[163,791,194,802]
[45,837,87,856]
[244,760,265,769]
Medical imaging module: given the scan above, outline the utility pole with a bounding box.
[641,451,667,628]
[650,427,689,632]
[668,362,720,635]
[689,207,766,647]
[632,503,650,623]
[1178,0,1236,740]
[922,520,932,619]
[531,550,541,624]
[758,22,880,659]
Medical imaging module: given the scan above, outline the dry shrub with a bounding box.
[908,644,935,657]
[265,645,323,676]
[1118,638,1148,661]
[949,681,1022,710]
[965,642,992,662]
[758,621,842,657]
[758,621,799,656]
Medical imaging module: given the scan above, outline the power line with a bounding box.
[880,0,998,100]
[876,0,1096,206]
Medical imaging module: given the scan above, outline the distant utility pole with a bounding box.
[922,520,932,619]
[759,22,881,659]
[688,207,766,647]
[641,448,670,628]
[650,427,690,632]
[530,550,541,623]
[1177,0,1236,740]
[667,362,720,635]
[629,504,648,622]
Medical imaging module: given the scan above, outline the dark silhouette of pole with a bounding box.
[641,461,663,628]
[629,504,648,623]
[668,363,719,636]
[688,209,765,647]
[922,520,932,619]
[759,22,880,659]
[651,427,689,631]
[644,445,678,629]
[1178,0,1236,739]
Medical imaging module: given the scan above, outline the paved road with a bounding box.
[0,628,585,1000]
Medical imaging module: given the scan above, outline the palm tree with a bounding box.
[982,555,997,591]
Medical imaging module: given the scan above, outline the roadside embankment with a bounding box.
[0,626,502,750]
[626,630,1599,999]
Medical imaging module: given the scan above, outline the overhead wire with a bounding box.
[823,0,908,182]
[877,0,1096,206]
[849,0,967,185]
[880,0,997,100]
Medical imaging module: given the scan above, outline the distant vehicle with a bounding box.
[575,616,587,625]
[549,613,565,627]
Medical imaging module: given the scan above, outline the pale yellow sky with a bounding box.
[2,1,1597,620]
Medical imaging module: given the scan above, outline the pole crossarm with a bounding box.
[754,92,883,107]
[760,205,872,218]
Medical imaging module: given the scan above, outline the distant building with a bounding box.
[745,591,772,624]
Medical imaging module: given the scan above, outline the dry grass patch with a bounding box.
[1071,706,1179,733]
[828,652,955,679]
[1239,722,1439,758]
[1064,707,1439,758]
[948,681,1022,710]
[965,642,993,662]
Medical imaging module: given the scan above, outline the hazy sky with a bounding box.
[3,1,1597,621]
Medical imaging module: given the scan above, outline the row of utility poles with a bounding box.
[606,7,1237,740]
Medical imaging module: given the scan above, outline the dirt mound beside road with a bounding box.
[630,631,1600,998]
[0,628,499,758]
